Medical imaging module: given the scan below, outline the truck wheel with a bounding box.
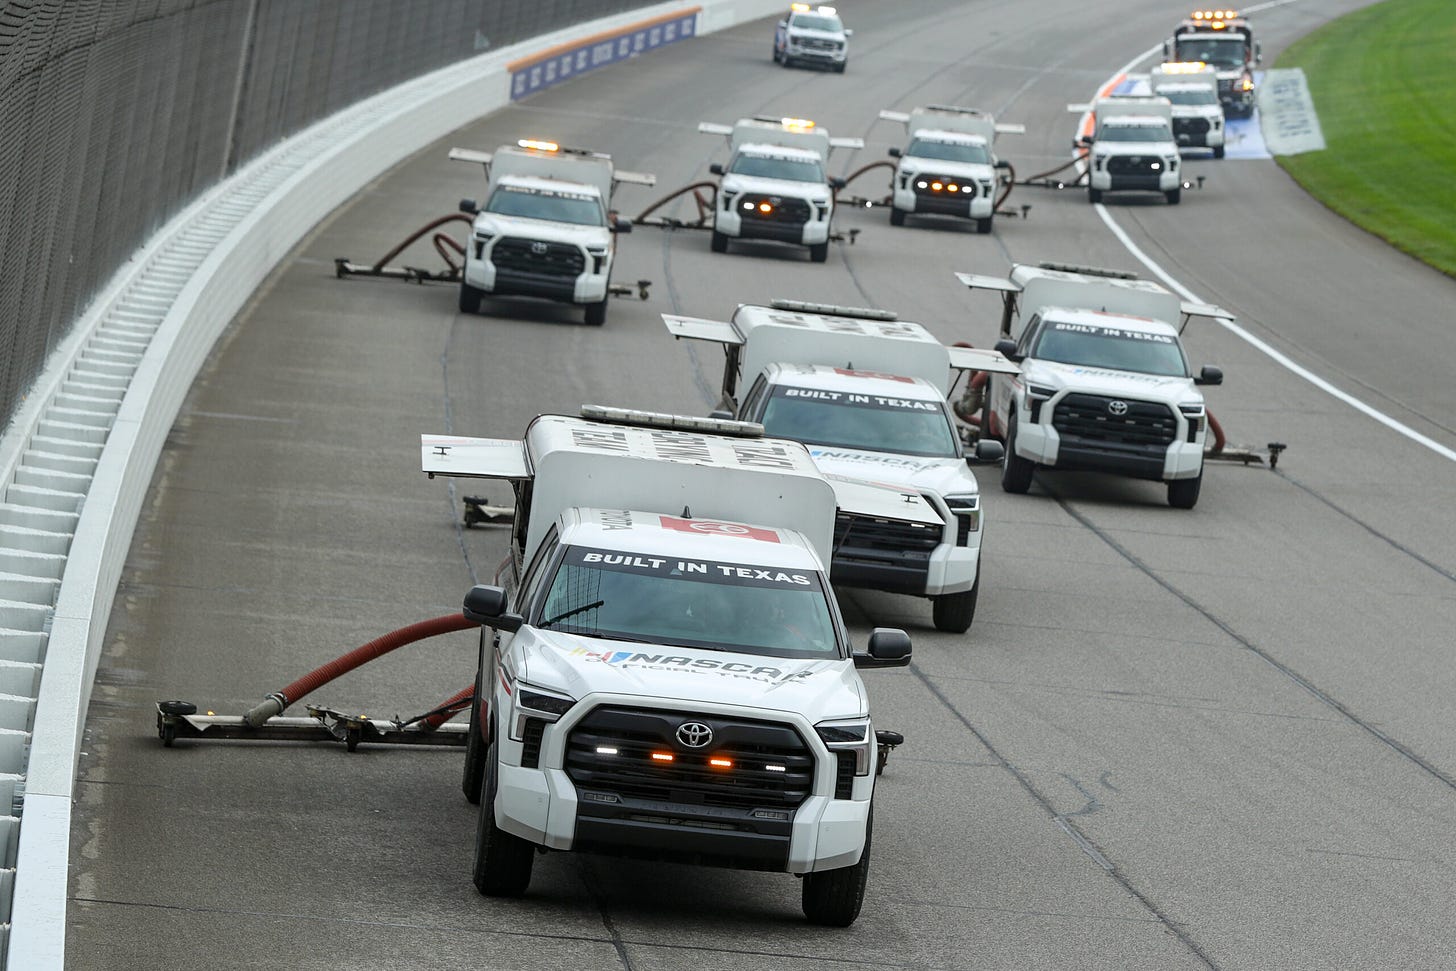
[462,661,486,804]
[980,395,1001,443]
[584,296,608,327]
[1213,145,1226,160]
[458,282,483,315]
[1165,188,1182,205]
[932,571,980,633]
[889,207,906,227]
[976,216,993,235]
[711,230,729,253]
[802,807,872,926]
[833,61,847,74]
[1000,414,1035,494]
[809,242,829,263]
[1167,471,1202,509]
[473,720,536,897]
[1088,187,1103,204]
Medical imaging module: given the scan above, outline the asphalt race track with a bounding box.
[65,0,1456,968]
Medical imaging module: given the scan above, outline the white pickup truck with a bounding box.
[663,300,1018,632]
[453,139,654,325]
[1079,96,1184,205]
[956,263,1230,508]
[878,105,1022,233]
[699,117,861,262]
[1149,62,1226,158]
[422,406,917,925]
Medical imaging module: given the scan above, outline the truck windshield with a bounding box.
[760,385,958,457]
[1032,321,1189,377]
[1160,88,1218,106]
[485,186,605,226]
[538,546,840,659]
[729,154,825,182]
[790,14,841,31]
[1176,37,1246,67]
[906,138,990,164]
[1096,124,1171,142]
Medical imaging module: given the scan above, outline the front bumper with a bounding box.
[463,241,608,305]
[1011,402,1204,481]
[1089,167,1180,192]
[715,204,829,245]
[784,43,847,65]
[892,184,992,219]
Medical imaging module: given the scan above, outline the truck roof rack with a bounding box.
[578,404,764,438]
[1037,261,1139,280]
[769,298,899,321]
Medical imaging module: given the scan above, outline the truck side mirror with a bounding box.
[1077,135,1094,148]
[778,19,787,27]
[854,628,912,668]
[994,337,1021,361]
[1255,42,1263,63]
[994,159,1011,170]
[708,409,735,420]
[612,216,633,234]
[842,28,853,37]
[459,198,478,215]
[1195,366,1223,386]
[971,439,1004,463]
[463,584,523,633]
[887,146,902,158]
[709,162,725,176]
[829,176,847,190]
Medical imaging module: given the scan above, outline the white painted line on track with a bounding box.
[1084,0,1456,465]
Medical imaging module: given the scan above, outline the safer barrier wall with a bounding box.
[0,0,655,434]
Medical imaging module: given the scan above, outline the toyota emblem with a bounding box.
[676,722,713,748]
[1107,400,1129,416]
[530,241,548,255]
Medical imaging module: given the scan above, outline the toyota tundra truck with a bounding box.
[1079,96,1184,205]
[698,116,862,262]
[878,105,1022,233]
[452,139,654,325]
[662,300,1018,632]
[422,406,917,925]
[1150,62,1226,158]
[773,3,851,72]
[955,263,1230,509]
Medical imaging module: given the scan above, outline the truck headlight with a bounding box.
[945,495,980,540]
[816,718,873,777]
[586,246,607,274]
[512,684,577,739]
[1179,402,1205,441]
[1026,383,1055,422]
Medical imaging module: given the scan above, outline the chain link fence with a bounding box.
[0,0,653,431]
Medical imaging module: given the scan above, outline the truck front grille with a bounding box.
[1106,155,1166,176]
[1052,393,1177,447]
[492,237,585,277]
[1173,117,1211,137]
[796,37,841,51]
[740,195,812,225]
[566,706,815,810]
[912,175,978,200]
[833,511,942,559]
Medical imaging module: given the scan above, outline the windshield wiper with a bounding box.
[541,600,605,627]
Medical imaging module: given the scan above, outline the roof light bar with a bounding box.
[579,404,766,438]
[517,138,560,153]
[769,298,899,321]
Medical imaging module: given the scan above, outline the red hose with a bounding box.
[245,613,476,726]
[422,684,475,730]
[1207,411,1226,455]
[950,341,990,427]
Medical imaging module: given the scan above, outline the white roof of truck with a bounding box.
[494,174,603,198]
[956,263,1234,329]
[563,509,821,569]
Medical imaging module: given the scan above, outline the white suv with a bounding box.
[774,4,851,72]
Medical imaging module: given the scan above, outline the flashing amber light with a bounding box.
[709,758,734,768]
[651,751,674,762]
[518,139,560,153]
[758,201,774,213]
[791,2,810,10]
[781,116,816,131]
[947,183,959,192]
[930,182,943,191]
[1163,61,1208,73]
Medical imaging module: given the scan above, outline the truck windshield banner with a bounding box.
[775,386,942,412]
[564,545,821,590]
[1050,321,1175,344]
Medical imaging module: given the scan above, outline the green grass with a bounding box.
[1275,0,1456,277]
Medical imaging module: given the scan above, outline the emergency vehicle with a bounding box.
[1149,62,1226,158]
[662,300,1018,632]
[1079,96,1183,205]
[453,139,654,325]
[773,4,851,72]
[1167,9,1260,118]
[956,264,1230,508]
[698,117,862,262]
[878,105,1023,233]
[422,406,918,924]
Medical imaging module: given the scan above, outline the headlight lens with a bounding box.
[816,718,873,776]
[945,495,981,537]
[512,685,577,739]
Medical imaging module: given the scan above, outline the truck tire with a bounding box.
[833,60,847,74]
[932,571,980,633]
[1167,471,1202,509]
[1213,145,1226,160]
[802,807,872,926]
[462,660,486,804]
[1000,414,1035,494]
[711,230,729,253]
[809,242,829,263]
[459,281,483,315]
[889,207,906,227]
[1165,188,1181,205]
[584,296,608,326]
[473,720,536,897]
[1088,187,1103,204]
[980,394,1000,443]
[976,216,993,235]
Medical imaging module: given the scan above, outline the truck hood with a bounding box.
[1094,138,1178,157]
[808,447,978,499]
[721,173,831,205]
[1024,359,1201,405]
[473,212,610,247]
[516,627,866,721]
[897,158,994,182]
[788,27,845,43]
